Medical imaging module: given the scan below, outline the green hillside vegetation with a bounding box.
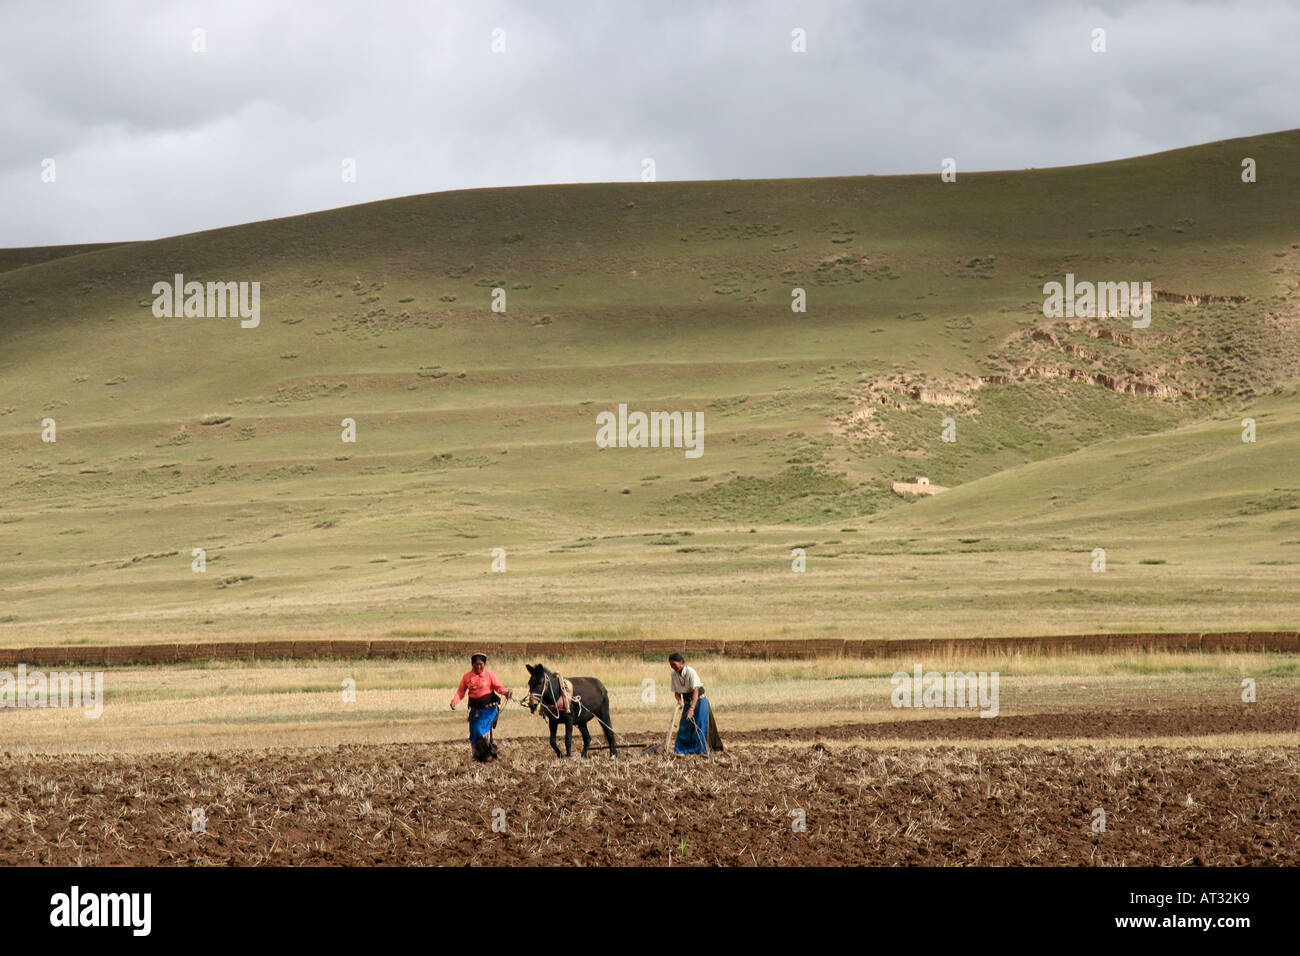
[1,130,1297,645]
[0,241,126,275]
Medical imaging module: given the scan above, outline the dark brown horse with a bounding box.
[524,663,618,758]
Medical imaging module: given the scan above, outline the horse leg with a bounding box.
[548,717,562,758]
[578,718,592,758]
[563,717,574,757]
[600,702,618,757]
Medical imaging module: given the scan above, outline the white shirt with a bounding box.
[670,665,702,695]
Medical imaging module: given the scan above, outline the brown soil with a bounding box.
[0,703,1295,866]
[739,702,1299,743]
[2,631,1297,666]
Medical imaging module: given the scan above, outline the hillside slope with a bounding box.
[1,130,1297,644]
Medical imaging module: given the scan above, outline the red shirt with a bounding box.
[451,668,507,705]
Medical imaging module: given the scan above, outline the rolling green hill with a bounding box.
[1,130,1297,645]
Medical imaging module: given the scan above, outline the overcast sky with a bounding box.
[2,0,1296,247]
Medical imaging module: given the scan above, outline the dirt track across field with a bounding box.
[1,631,1296,667]
[733,702,1299,743]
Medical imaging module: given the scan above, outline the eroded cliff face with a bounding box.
[982,266,1300,408]
[832,250,1300,467]
[833,372,983,445]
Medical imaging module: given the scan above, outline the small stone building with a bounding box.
[891,475,947,496]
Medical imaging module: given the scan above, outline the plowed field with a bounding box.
[2,701,1296,866]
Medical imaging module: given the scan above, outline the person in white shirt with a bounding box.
[668,652,722,754]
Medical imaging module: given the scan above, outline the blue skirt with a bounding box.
[469,705,498,750]
[674,696,712,754]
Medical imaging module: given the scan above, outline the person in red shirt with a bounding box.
[450,653,513,761]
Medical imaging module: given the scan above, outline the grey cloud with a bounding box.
[1,0,1296,245]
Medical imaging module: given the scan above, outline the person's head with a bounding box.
[668,652,685,673]
[471,653,487,674]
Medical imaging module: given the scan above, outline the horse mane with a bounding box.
[541,666,560,702]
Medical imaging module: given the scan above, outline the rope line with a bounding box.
[516,670,624,745]
[508,670,711,753]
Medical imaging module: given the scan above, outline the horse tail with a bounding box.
[599,696,617,752]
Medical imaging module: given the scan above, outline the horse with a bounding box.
[523,663,618,758]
